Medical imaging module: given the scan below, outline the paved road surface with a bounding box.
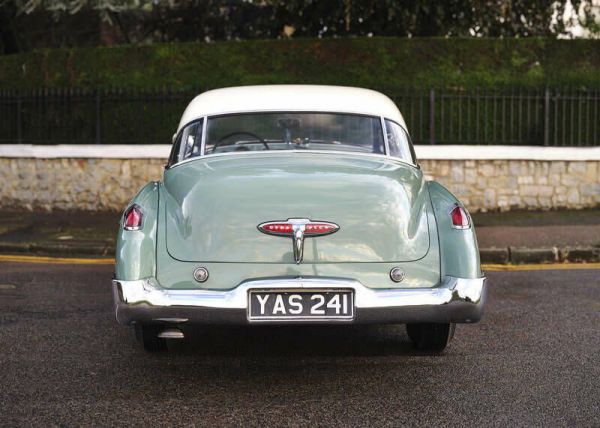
[0,263,598,426]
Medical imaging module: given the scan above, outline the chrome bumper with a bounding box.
[112,276,487,325]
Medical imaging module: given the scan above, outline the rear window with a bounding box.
[204,112,385,156]
[169,112,385,165]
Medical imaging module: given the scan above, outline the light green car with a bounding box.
[112,85,487,353]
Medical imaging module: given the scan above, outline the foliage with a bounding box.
[1,0,598,54]
[0,37,598,91]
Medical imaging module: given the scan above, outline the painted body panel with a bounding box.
[114,161,482,292]
[163,152,430,264]
[155,187,441,289]
[115,182,159,280]
[427,181,481,279]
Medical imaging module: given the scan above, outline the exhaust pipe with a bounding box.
[158,329,184,339]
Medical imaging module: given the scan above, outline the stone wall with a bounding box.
[420,159,599,211]
[0,145,598,212]
[0,158,165,211]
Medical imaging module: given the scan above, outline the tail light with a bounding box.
[124,205,143,230]
[258,221,339,237]
[450,204,470,229]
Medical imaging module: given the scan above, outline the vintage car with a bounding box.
[112,85,487,353]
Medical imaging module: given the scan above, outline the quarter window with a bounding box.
[168,119,204,166]
[385,120,416,164]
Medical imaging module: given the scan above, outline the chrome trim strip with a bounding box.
[199,115,208,156]
[113,276,486,311]
[381,116,391,157]
[167,149,418,170]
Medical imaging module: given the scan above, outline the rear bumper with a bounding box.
[112,275,487,326]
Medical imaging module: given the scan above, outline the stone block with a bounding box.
[479,163,495,177]
[580,183,600,197]
[508,161,521,175]
[567,188,580,205]
[484,189,496,207]
[437,161,450,176]
[465,168,477,184]
[552,194,567,208]
[450,165,464,183]
[518,176,534,185]
[538,197,552,208]
[549,161,566,174]
[520,185,539,196]
[585,163,597,182]
[561,174,580,186]
[567,161,587,175]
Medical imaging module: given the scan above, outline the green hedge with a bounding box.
[0,37,598,90]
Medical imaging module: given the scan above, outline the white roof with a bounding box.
[177,85,406,131]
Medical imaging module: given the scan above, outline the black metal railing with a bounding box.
[0,87,598,146]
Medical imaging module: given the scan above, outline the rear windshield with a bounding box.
[170,112,385,165]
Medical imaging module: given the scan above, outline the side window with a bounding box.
[385,120,416,164]
[168,119,204,166]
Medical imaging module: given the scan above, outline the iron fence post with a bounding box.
[95,91,101,144]
[429,89,435,145]
[544,88,550,146]
[16,93,22,144]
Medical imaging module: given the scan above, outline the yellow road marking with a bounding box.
[483,263,600,271]
[0,254,114,265]
[0,254,598,271]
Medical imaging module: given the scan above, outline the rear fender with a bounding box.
[115,182,160,280]
[427,181,482,279]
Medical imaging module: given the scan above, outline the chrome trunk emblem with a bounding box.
[257,218,340,264]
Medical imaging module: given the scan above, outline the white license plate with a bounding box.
[248,290,354,321]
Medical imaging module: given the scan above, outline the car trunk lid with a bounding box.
[163,153,430,263]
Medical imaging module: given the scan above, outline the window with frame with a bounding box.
[385,120,416,164]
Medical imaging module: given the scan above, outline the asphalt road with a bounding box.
[0,263,598,427]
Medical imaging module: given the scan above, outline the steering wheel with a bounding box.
[212,131,270,151]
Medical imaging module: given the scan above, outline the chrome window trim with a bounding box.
[167,149,419,170]
[200,115,208,156]
[169,112,419,169]
[384,118,417,165]
[381,116,391,159]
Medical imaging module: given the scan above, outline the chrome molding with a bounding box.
[113,275,487,325]
[257,219,340,264]
[381,116,391,158]
[167,149,419,171]
[166,114,419,170]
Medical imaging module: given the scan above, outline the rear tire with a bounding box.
[406,322,455,353]
[134,324,167,352]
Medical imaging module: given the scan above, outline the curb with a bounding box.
[480,246,600,264]
[0,242,114,257]
[1,241,598,264]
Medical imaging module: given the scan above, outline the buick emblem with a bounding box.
[257,219,339,264]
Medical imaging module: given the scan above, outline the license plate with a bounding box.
[248,290,354,321]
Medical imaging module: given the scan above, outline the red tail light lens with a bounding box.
[258,220,339,237]
[124,205,143,230]
[304,223,338,235]
[260,223,294,235]
[450,205,470,229]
